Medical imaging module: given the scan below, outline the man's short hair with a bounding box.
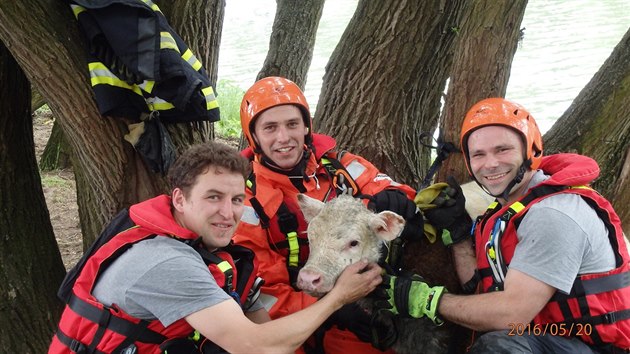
[167,141,250,196]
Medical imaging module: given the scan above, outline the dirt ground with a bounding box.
[34,110,82,270]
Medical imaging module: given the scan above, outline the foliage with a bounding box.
[215,80,244,138]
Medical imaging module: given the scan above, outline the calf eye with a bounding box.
[349,240,359,247]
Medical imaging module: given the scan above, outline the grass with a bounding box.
[41,174,74,189]
[215,80,245,138]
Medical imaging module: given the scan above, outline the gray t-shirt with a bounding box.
[508,171,616,294]
[93,237,262,327]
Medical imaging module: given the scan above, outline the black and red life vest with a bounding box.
[474,154,630,350]
[49,196,261,354]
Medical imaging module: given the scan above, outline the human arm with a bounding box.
[438,268,556,331]
[376,267,555,331]
[186,260,382,354]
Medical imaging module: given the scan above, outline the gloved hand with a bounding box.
[326,303,373,343]
[368,189,424,241]
[424,176,473,246]
[372,273,446,325]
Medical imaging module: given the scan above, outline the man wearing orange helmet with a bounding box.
[374,98,630,353]
[232,76,423,353]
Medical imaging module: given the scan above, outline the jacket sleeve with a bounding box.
[232,208,317,319]
[338,151,417,200]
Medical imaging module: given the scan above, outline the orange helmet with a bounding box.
[240,77,312,150]
[460,98,543,176]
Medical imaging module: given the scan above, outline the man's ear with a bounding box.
[368,211,405,242]
[297,194,325,222]
[171,188,186,212]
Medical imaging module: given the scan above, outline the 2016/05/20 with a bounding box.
[507,323,593,337]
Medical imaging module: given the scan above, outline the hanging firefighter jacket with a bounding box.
[50,195,263,354]
[474,154,630,350]
[69,0,220,173]
[69,0,219,123]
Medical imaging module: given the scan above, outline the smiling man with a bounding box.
[49,142,381,353]
[233,77,423,353]
[374,98,630,354]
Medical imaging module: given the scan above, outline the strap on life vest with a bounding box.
[55,294,167,353]
[320,154,361,197]
[481,185,571,290]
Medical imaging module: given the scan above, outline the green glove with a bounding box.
[374,274,447,325]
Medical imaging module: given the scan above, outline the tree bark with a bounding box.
[257,0,325,89]
[31,87,46,112]
[0,41,65,353]
[0,1,223,248]
[544,28,630,236]
[437,0,528,184]
[40,119,73,171]
[0,1,162,248]
[314,0,468,187]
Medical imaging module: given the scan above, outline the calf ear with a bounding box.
[297,194,325,222]
[369,211,405,241]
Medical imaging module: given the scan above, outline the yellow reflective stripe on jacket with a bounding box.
[146,96,175,111]
[138,80,155,94]
[89,62,143,96]
[182,49,202,71]
[287,231,299,267]
[217,260,233,273]
[508,201,525,214]
[160,32,179,52]
[70,4,85,18]
[140,0,161,12]
[202,86,219,110]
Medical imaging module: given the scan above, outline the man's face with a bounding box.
[172,166,245,250]
[468,125,533,201]
[253,105,308,170]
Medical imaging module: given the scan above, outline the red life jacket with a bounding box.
[49,195,262,354]
[474,154,630,349]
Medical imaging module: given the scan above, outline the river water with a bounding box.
[218,0,630,133]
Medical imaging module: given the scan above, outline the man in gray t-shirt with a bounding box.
[374,98,630,353]
[50,142,383,354]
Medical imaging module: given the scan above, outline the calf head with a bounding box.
[296,194,405,297]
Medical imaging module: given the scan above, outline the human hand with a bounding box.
[372,273,446,325]
[328,261,382,305]
[424,176,473,246]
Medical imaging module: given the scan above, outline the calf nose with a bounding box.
[297,268,322,291]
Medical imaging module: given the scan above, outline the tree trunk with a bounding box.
[39,119,73,171]
[257,0,325,88]
[544,28,630,236]
[0,41,65,354]
[0,1,223,248]
[31,87,46,112]
[314,0,468,187]
[437,0,528,185]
